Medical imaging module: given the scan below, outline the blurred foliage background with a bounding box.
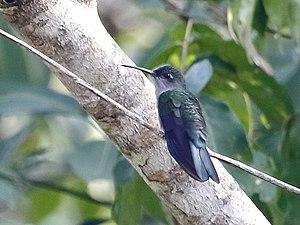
[0,0,300,224]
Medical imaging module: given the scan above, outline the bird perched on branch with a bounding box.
[122,64,219,183]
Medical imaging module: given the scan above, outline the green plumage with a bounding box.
[158,89,207,145]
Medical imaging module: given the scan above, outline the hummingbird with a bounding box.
[122,64,219,183]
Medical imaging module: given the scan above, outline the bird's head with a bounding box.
[122,64,186,96]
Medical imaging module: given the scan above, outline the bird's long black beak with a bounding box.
[121,64,155,76]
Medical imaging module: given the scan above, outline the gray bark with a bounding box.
[0,0,271,224]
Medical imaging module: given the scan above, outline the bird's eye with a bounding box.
[165,73,173,79]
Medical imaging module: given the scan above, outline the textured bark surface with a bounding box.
[0,0,271,224]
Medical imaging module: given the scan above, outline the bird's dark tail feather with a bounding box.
[190,142,219,183]
[199,147,220,183]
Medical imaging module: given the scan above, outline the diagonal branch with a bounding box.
[207,148,300,195]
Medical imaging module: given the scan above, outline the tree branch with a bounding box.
[180,19,193,72]
[208,148,300,195]
[0,0,271,224]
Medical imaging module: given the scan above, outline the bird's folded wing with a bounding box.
[158,92,208,181]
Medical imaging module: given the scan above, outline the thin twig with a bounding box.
[1,28,300,196]
[0,171,111,205]
[181,19,193,72]
[207,147,300,195]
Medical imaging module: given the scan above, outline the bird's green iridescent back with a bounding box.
[158,89,207,147]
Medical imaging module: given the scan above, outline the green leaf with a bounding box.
[192,24,252,70]
[139,35,176,68]
[140,23,185,69]
[79,219,110,225]
[262,0,290,30]
[200,95,250,157]
[113,176,142,225]
[252,0,268,35]
[24,188,61,222]
[69,141,118,181]
[0,178,22,209]
[235,70,293,121]
[0,20,50,85]
[0,124,31,163]
[185,59,213,94]
[0,82,85,116]
[113,173,166,225]
[143,44,181,69]
[290,1,300,42]
[113,158,135,185]
[203,65,250,129]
